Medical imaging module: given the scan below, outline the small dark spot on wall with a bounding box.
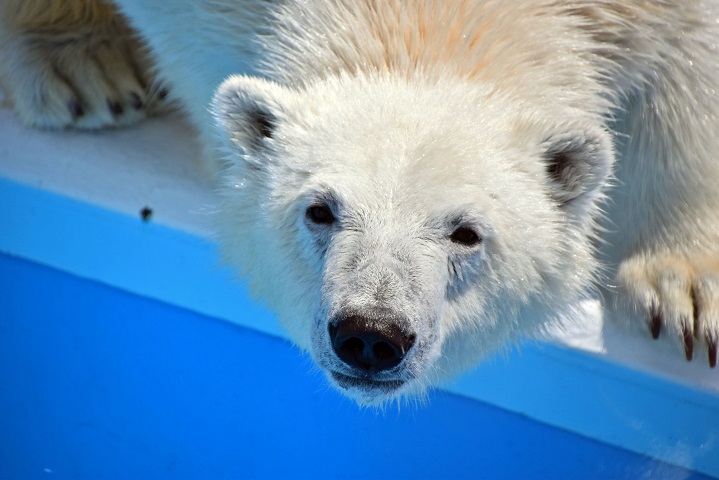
[140,206,153,222]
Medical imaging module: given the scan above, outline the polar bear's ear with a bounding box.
[212,75,294,154]
[541,128,614,222]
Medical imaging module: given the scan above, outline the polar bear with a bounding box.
[2,0,718,404]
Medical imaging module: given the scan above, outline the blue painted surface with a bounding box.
[0,253,711,480]
[448,344,719,477]
[0,177,285,339]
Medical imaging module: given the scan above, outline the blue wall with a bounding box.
[0,253,709,479]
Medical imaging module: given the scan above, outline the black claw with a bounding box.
[682,321,693,361]
[130,92,143,110]
[709,336,717,368]
[650,308,661,339]
[108,100,124,116]
[158,88,169,100]
[69,100,84,119]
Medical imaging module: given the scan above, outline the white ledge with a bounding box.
[1,99,717,477]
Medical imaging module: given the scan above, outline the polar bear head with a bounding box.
[213,73,612,405]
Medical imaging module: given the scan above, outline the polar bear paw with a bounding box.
[2,24,166,130]
[617,253,719,367]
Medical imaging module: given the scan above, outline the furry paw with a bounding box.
[617,254,719,367]
[0,18,166,130]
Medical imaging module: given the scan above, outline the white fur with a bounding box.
[0,3,159,129]
[129,0,719,403]
[6,0,719,404]
[212,72,609,401]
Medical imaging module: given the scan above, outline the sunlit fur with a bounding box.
[212,1,719,403]
[3,0,719,404]
[0,0,165,129]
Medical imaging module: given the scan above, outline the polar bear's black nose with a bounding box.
[329,315,415,372]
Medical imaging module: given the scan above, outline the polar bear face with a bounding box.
[213,74,612,405]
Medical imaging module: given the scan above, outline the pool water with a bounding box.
[0,253,711,479]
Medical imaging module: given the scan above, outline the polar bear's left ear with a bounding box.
[212,75,295,155]
[541,127,614,223]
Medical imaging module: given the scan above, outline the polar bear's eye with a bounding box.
[306,205,335,225]
[450,227,482,246]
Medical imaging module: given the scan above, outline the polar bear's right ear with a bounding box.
[212,75,295,154]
